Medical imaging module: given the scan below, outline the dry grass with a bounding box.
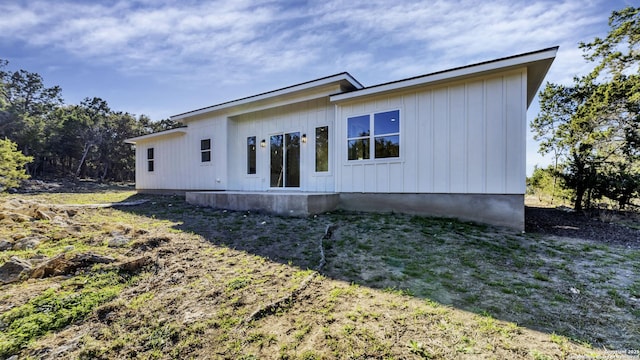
[1,191,637,359]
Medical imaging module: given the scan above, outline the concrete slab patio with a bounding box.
[186,191,340,216]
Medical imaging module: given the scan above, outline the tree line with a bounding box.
[530,6,640,211]
[0,59,178,184]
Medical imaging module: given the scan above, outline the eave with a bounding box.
[330,47,558,108]
[171,72,363,122]
[124,127,187,144]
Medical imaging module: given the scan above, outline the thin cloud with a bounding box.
[0,0,620,87]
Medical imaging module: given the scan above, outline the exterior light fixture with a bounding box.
[301,134,307,143]
[260,139,266,148]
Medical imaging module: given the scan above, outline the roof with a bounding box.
[124,127,187,144]
[130,47,557,144]
[171,72,363,121]
[330,46,558,107]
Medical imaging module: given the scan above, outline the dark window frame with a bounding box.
[201,139,211,163]
[147,147,154,172]
[315,126,329,172]
[247,136,257,174]
[347,110,400,161]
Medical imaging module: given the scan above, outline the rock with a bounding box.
[119,256,153,273]
[4,212,31,223]
[12,233,28,240]
[0,257,33,284]
[51,230,71,241]
[0,239,12,251]
[31,253,116,279]
[12,237,41,250]
[28,254,49,266]
[34,209,55,221]
[30,254,70,278]
[51,216,70,227]
[108,233,130,248]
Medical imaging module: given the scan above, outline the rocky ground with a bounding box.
[0,182,638,358]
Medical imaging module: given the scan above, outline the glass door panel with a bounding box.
[270,132,300,188]
[285,132,300,187]
[270,134,283,187]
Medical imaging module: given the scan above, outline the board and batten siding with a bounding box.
[134,118,228,190]
[335,69,527,195]
[227,97,336,192]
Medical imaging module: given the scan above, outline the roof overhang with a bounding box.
[124,127,187,144]
[172,72,363,122]
[330,47,558,108]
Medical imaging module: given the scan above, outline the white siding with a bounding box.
[336,69,527,195]
[134,117,228,190]
[228,98,336,192]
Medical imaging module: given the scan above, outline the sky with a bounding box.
[0,0,635,175]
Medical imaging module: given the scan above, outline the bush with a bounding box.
[0,138,32,191]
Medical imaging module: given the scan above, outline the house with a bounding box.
[125,47,558,230]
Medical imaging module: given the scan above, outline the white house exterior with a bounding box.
[125,47,558,230]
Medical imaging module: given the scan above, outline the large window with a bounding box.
[147,148,154,172]
[315,126,329,172]
[201,139,211,162]
[347,110,399,160]
[247,136,256,174]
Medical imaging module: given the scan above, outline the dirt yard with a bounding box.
[0,184,638,359]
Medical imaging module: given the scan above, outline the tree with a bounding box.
[0,58,176,182]
[532,6,640,211]
[73,97,111,178]
[0,59,63,176]
[0,138,33,191]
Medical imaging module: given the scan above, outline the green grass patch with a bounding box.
[533,271,550,282]
[226,276,251,291]
[0,270,135,357]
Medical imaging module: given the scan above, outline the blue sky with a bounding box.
[0,0,634,175]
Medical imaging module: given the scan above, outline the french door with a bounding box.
[270,132,300,188]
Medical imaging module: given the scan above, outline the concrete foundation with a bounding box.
[185,191,340,217]
[183,191,523,230]
[338,193,524,230]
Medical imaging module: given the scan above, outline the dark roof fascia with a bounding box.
[124,126,188,144]
[171,72,363,121]
[331,46,559,102]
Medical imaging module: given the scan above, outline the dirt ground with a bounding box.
[0,182,638,359]
[526,206,640,247]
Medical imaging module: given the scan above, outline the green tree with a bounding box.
[0,138,33,191]
[0,58,177,182]
[0,59,63,176]
[532,6,640,210]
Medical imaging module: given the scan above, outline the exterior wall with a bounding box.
[227,97,336,192]
[133,118,228,190]
[334,69,527,195]
[186,191,340,216]
[339,193,524,230]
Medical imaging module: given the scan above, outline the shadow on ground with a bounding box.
[120,193,640,350]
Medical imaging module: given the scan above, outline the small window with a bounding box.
[147,147,154,172]
[315,126,329,172]
[347,110,400,160]
[247,136,256,174]
[201,139,211,162]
